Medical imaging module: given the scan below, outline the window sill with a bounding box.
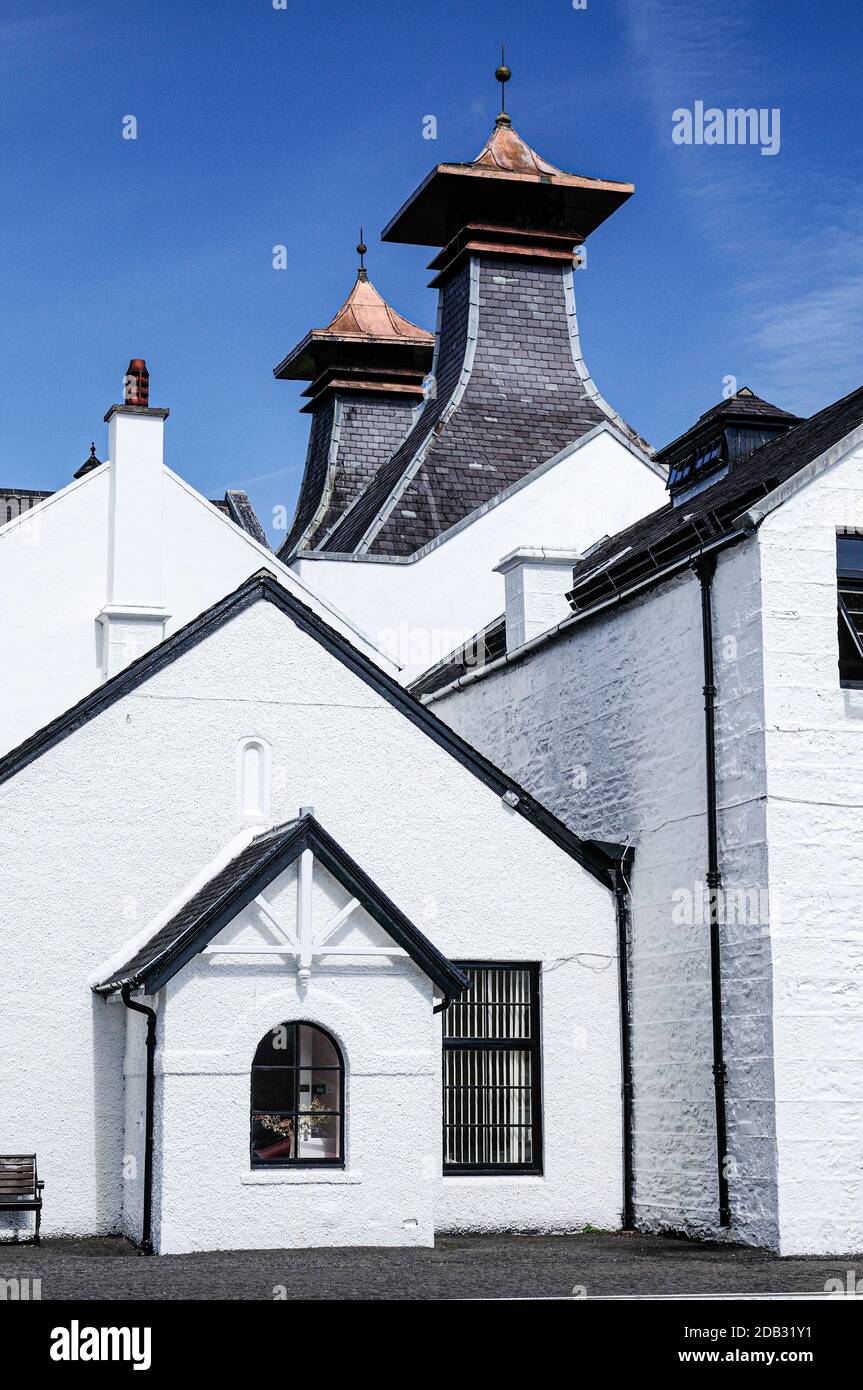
[442,1174,545,1185]
[241,1170,362,1186]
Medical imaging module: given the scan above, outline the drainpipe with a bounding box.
[120,986,156,1254]
[694,556,731,1228]
[612,857,635,1230]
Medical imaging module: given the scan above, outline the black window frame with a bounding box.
[837,533,863,688]
[250,1021,345,1170]
[442,961,543,1177]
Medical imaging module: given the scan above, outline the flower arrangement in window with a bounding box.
[258,1095,330,1146]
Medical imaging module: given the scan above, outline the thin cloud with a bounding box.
[623,0,863,410]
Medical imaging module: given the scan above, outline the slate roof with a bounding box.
[94,822,298,994]
[280,391,420,558]
[655,389,801,467]
[275,269,435,557]
[410,381,863,696]
[93,815,471,999]
[566,383,863,614]
[320,257,629,557]
[218,490,270,549]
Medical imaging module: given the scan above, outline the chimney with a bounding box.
[97,359,171,677]
[495,547,583,650]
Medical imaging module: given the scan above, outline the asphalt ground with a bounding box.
[2,1229,860,1300]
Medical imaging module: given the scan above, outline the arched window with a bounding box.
[236,737,271,820]
[251,1022,344,1167]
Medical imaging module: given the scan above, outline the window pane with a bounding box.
[253,1023,297,1067]
[251,1067,295,1111]
[444,967,532,1040]
[838,535,863,576]
[251,1022,344,1166]
[443,1047,533,1166]
[298,1069,341,1111]
[297,1113,341,1161]
[251,1113,295,1163]
[298,1023,340,1068]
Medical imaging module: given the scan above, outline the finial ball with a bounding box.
[357,241,367,256]
[495,63,511,85]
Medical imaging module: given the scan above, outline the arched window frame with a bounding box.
[250,1021,345,1169]
[236,736,272,822]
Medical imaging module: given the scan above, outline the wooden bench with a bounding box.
[0,1155,43,1245]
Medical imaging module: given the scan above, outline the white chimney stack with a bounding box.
[97,359,171,678]
[494,547,582,650]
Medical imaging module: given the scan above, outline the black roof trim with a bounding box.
[0,572,618,887]
[94,814,471,999]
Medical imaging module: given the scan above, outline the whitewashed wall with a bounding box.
[433,540,783,1250]
[0,597,621,1245]
[0,470,110,751]
[293,427,666,681]
[140,860,437,1254]
[0,464,394,756]
[757,441,863,1255]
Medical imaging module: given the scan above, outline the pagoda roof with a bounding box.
[382,115,634,249]
[275,270,434,382]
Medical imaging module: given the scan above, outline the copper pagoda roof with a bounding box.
[274,269,434,382]
[382,115,634,249]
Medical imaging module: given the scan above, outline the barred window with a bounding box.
[838,535,863,686]
[443,963,542,1175]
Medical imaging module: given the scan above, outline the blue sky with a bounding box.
[1,0,861,542]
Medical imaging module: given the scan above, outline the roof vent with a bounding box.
[655,389,802,507]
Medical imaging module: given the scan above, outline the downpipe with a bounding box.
[120,987,157,1254]
[613,857,635,1230]
[694,555,731,1229]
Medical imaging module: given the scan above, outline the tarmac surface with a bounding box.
[2,1230,860,1300]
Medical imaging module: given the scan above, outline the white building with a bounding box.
[423,386,863,1257]
[2,78,860,1258]
[1,571,622,1253]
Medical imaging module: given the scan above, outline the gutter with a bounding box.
[421,530,747,706]
[694,556,731,1229]
[120,987,157,1255]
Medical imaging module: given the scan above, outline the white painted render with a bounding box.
[756,439,863,1256]
[0,449,396,756]
[495,548,584,650]
[433,549,776,1248]
[99,409,170,677]
[130,858,439,1254]
[292,425,667,679]
[0,597,621,1248]
[431,432,863,1256]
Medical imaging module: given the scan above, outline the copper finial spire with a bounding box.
[495,44,512,126]
[357,229,368,280]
